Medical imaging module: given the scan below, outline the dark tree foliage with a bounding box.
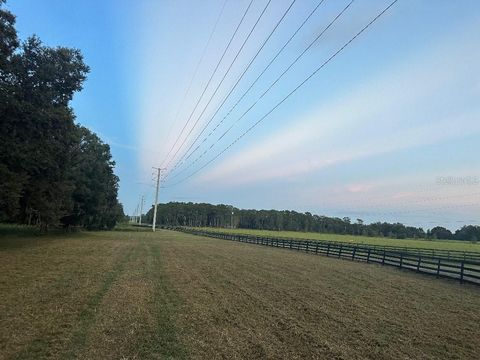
[454,226,480,242]
[144,202,477,241]
[61,126,122,230]
[428,226,453,240]
[0,2,122,230]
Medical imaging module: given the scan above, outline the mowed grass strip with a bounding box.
[2,229,479,359]
[195,227,480,252]
[0,231,186,359]
[1,233,128,359]
[158,230,480,359]
[75,235,186,359]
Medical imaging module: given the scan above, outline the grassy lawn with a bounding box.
[194,227,480,252]
[0,230,185,359]
[1,229,479,359]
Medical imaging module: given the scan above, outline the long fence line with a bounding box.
[172,228,480,263]
[172,228,480,286]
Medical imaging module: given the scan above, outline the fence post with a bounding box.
[306,241,309,253]
[382,250,386,265]
[460,261,465,284]
[315,242,319,254]
[327,243,331,257]
[338,245,343,258]
[352,247,356,261]
[367,249,371,263]
[399,254,403,269]
[417,257,421,272]
[436,259,441,277]
[289,240,292,249]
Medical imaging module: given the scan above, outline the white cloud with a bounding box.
[197,20,480,186]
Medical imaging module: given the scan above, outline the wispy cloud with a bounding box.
[198,19,480,186]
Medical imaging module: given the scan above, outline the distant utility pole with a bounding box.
[133,203,139,223]
[139,195,144,225]
[152,167,165,232]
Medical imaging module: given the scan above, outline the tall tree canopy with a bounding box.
[144,202,479,241]
[0,1,123,229]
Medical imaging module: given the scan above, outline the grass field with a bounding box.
[1,229,479,359]
[194,227,480,252]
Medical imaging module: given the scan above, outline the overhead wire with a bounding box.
[164,0,274,171]
[160,0,255,169]
[166,0,331,178]
[166,0,302,175]
[159,0,229,167]
[166,0,355,180]
[165,0,399,186]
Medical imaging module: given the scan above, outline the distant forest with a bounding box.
[144,202,480,241]
[0,1,123,230]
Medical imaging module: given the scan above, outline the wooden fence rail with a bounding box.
[172,228,480,286]
[169,228,480,263]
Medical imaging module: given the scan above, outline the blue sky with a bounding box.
[8,0,480,229]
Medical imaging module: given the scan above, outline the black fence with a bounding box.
[173,228,480,286]
[171,228,480,263]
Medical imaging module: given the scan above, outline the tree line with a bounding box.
[0,1,123,230]
[144,202,480,241]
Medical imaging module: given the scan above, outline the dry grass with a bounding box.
[195,227,480,252]
[0,231,185,359]
[1,229,479,359]
[161,231,480,359]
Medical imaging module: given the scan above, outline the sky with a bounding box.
[8,0,480,230]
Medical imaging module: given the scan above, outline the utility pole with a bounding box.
[231,205,234,229]
[152,167,164,232]
[139,195,144,225]
[133,203,139,223]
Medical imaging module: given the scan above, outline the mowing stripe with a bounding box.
[65,245,137,358]
[139,241,188,359]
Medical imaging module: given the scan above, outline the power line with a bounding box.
[165,0,399,186]
[166,0,329,178]
[160,0,255,169]
[159,0,228,167]
[166,0,354,180]
[164,0,274,171]
[166,0,301,175]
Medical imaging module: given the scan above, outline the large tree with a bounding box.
[62,126,121,230]
[0,1,122,230]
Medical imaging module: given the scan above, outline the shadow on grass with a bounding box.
[0,223,84,251]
